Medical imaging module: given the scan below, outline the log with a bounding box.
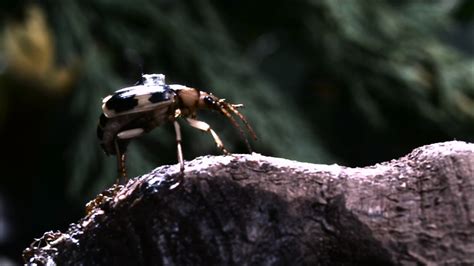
[23,141,474,265]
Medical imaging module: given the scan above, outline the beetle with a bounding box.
[97,74,257,183]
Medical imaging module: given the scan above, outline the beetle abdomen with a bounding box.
[102,85,175,118]
[97,114,131,155]
[97,103,175,155]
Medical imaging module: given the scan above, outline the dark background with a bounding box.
[0,0,473,264]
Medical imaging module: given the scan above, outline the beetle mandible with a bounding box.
[97,74,257,183]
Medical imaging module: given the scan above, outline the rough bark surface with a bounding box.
[24,141,474,265]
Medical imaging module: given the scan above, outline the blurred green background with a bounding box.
[0,0,473,263]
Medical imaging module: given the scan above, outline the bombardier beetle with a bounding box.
[97,74,257,183]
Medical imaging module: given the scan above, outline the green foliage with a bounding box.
[1,1,474,261]
[2,0,474,200]
[37,0,333,199]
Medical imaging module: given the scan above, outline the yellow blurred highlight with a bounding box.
[2,5,77,96]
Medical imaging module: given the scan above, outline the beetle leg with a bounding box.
[117,128,145,139]
[114,139,127,184]
[174,108,182,119]
[186,118,229,154]
[173,121,185,173]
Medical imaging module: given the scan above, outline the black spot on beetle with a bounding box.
[149,87,173,103]
[105,93,139,112]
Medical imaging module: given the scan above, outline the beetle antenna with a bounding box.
[225,103,257,141]
[217,102,254,153]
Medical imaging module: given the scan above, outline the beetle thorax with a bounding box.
[172,86,201,114]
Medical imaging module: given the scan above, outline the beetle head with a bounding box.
[199,92,257,151]
[200,93,220,110]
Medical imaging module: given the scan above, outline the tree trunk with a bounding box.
[23,141,474,265]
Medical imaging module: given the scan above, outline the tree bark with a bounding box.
[23,141,474,265]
